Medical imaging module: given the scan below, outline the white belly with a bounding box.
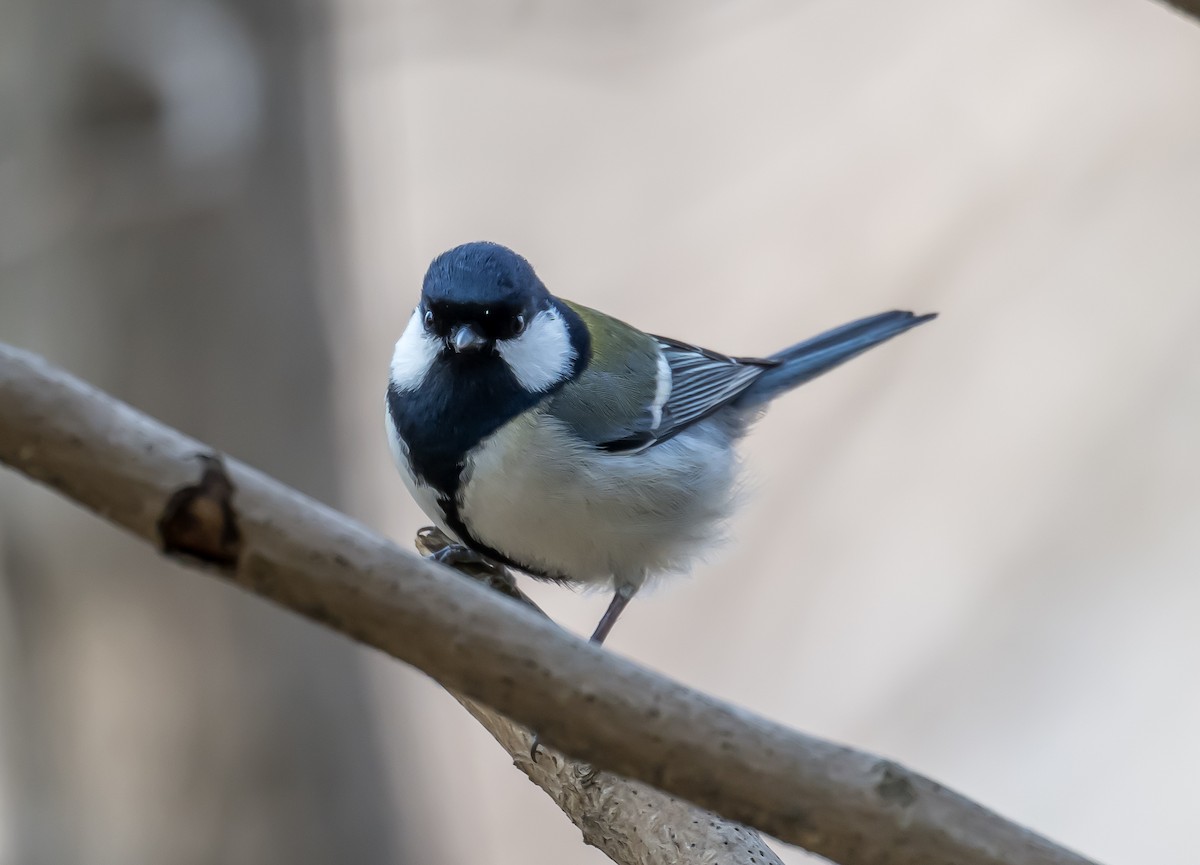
[458,410,739,588]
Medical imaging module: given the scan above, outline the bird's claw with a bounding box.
[416,527,521,598]
[428,544,487,568]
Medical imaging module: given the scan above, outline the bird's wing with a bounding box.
[543,302,666,448]
[546,302,776,452]
[639,336,777,448]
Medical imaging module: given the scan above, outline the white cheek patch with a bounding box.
[496,307,576,393]
[390,308,441,392]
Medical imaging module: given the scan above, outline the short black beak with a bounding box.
[449,324,487,353]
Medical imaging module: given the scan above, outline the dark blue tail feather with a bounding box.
[734,310,937,410]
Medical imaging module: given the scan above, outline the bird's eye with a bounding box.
[513,314,526,335]
[423,308,434,329]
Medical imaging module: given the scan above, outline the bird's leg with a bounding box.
[588,581,639,646]
[530,581,640,761]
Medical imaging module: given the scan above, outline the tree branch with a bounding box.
[1157,1,1200,23]
[459,694,785,865]
[0,342,1100,865]
[413,528,786,865]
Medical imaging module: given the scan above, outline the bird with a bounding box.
[387,241,936,647]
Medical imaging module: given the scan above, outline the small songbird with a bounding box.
[387,241,935,645]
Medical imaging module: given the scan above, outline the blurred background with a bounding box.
[2,0,1198,863]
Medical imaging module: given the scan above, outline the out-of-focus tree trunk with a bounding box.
[0,1,401,863]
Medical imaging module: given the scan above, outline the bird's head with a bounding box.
[390,242,587,395]
[420,242,549,355]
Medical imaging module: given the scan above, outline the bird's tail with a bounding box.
[734,310,937,410]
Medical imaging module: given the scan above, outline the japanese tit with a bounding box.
[387,241,935,644]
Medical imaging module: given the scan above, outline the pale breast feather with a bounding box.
[458,411,740,587]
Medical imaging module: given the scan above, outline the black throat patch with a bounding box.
[387,361,562,578]
[387,302,590,580]
[388,349,540,500]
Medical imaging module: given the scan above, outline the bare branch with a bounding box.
[460,696,785,865]
[414,528,786,865]
[1156,1,1200,23]
[0,342,1100,865]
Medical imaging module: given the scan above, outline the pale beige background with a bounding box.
[329,1,1200,863]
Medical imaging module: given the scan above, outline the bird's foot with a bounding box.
[415,527,521,598]
[428,543,486,568]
